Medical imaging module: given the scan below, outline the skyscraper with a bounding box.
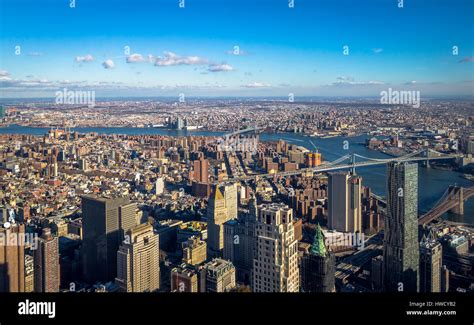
[200,258,236,292]
[119,203,138,240]
[252,203,299,292]
[193,157,209,184]
[207,186,230,258]
[419,231,442,293]
[300,224,336,292]
[24,254,35,292]
[82,196,137,283]
[384,162,419,292]
[116,223,160,292]
[328,172,362,233]
[176,117,184,130]
[221,182,238,220]
[223,197,257,284]
[0,223,25,292]
[34,228,60,292]
[371,255,384,292]
[192,157,210,197]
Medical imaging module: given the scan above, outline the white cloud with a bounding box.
[126,53,145,63]
[0,70,11,82]
[208,63,234,72]
[372,48,384,54]
[242,82,271,88]
[154,51,208,66]
[75,54,94,63]
[336,76,355,82]
[331,76,384,86]
[102,59,115,69]
[28,52,44,57]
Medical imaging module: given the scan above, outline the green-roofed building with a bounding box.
[310,224,328,257]
[300,224,336,292]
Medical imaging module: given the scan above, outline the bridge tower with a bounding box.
[448,186,464,215]
[424,148,431,168]
[350,152,356,175]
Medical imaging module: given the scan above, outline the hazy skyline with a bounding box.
[1,0,473,98]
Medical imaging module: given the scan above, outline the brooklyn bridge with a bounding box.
[418,185,474,225]
[216,128,472,224]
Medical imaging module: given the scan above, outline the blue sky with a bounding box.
[0,0,473,98]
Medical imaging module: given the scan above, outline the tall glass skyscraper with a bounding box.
[384,162,419,292]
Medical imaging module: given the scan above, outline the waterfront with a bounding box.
[1,124,473,225]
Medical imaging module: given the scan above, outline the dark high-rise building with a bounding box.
[440,265,450,292]
[223,196,257,284]
[82,196,137,283]
[300,224,335,292]
[191,181,210,198]
[419,232,442,293]
[34,228,60,292]
[384,162,419,292]
[0,224,25,292]
[371,255,384,291]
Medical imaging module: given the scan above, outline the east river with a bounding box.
[1,124,472,225]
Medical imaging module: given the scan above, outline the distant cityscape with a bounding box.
[0,97,473,294]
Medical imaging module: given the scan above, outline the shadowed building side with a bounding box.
[300,224,336,292]
[0,224,25,292]
[34,227,60,292]
[82,196,137,284]
[383,162,419,292]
